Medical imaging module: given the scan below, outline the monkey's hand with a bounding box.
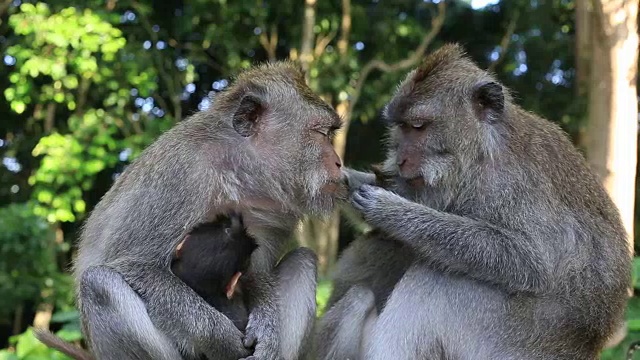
[342,168,376,195]
[351,184,409,223]
[240,272,280,360]
[241,308,279,360]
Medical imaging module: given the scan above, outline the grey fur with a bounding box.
[320,44,631,360]
[314,285,377,360]
[74,62,342,360]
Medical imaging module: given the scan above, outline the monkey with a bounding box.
[74,61,344,360]
[36,213,259,359]
[36,213,258,360]
[319,43,631,359]
[171,213,258,331]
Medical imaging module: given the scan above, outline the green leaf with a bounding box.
[629,319,640,331]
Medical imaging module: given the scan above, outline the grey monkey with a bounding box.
[36,213,257,360]
[73,62,344,360]
[320,44,631,360]
[36,213,302,360]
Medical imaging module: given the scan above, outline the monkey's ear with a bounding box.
[233,94,264,137]
[472,82,504,123]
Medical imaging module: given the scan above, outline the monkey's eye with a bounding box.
[315,128,330,137]
[411,123,425,130]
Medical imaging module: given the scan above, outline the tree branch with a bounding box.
[106,0,117,11]
[259,25,278,62]
[337,0,351,56]
[0,0,13,19]
[314,29,338,57]
[74,76,91,117]
[488,10,520,72]
[44,103,56,134]
[347,0,446,116]
[300,0,317,72]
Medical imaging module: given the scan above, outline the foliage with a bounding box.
[0,313,82,360]
[601,258,640,359]
[5,2,180,223]
[316,280,333,317]
[0,203,72,321]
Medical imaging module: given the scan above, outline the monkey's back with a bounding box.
[73,116,223,281]
[475,107,631,356]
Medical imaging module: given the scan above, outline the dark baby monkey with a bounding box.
[171,213,257,331]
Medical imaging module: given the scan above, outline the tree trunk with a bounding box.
[580,1,639,348]
[576,0,592,97]
[300,0,316,73]
[33,303,53,330]
[584,0,638,251]
[12,304,23,336]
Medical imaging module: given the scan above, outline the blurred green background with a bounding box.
[0,0,639,358]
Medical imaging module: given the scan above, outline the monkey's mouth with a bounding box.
[403,176,425,188]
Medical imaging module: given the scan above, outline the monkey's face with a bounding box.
[381,49,506,199]
[227,66,344,216]
[297,108,346,215]
[381,91,460,194]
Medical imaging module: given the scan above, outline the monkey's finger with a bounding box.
[351,193,367,212]
[243,332,257,348]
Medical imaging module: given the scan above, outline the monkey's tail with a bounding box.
[627,340,640,360]
[34,329,94,360]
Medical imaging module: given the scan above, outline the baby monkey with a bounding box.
[36,213,257,359]
[171,212,257,331]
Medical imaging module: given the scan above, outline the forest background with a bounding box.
[0,0,638,358]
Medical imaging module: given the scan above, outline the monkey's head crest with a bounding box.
[412,43,467,84]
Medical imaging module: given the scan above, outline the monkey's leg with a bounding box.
[81,265,250,360]
[78,266,183,360]
[315,285,377,360]
[364,265,513,360]
[327,234,413,312]
[272,247,318,360]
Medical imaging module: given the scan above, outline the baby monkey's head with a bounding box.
[172,213,258,300]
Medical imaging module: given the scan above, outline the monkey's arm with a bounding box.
[241,270,281,360]
[242,248,318,360]
[112,264,251,360]
[275,248,318,360]
[352,185,550,294]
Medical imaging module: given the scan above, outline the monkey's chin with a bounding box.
[403,176,426,188]
[305,193,339,217]
[322,181,348,199]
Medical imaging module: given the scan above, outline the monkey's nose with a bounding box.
[397,159,407,167]
[336,161,342,168]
